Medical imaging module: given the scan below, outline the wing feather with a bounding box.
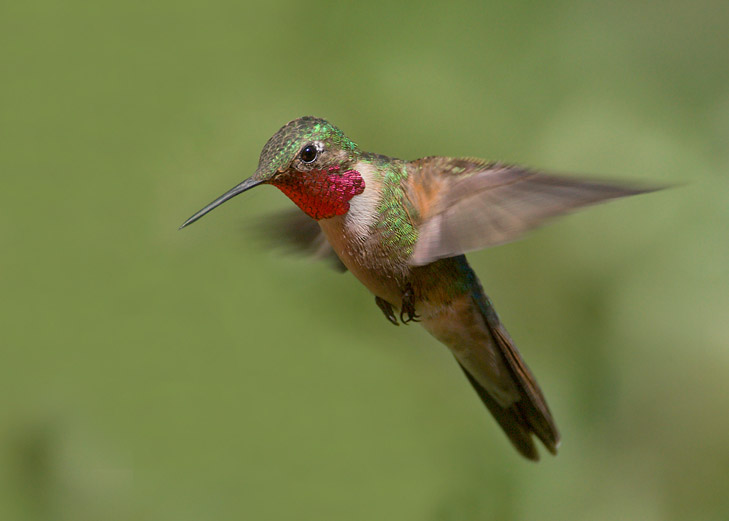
[408,158,658,266]
[253,208,347,272]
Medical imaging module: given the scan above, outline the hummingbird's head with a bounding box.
[180,117,366,228]
[255,116,360,179]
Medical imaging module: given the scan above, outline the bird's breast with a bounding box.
[319,214,407,306]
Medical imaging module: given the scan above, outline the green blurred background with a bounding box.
[2,1,728,519]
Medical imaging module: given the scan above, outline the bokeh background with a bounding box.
[2,1,728,519]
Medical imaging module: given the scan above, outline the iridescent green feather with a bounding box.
[257,116,359,174]
[371,157,418,259]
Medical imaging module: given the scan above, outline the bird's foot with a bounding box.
[400,284,421,324]
[375,296,399,326]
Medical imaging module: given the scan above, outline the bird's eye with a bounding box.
[300,144,318,164]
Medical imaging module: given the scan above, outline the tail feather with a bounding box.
[468,289,560,459]
[457,362,541,460]
[419,260,560,461]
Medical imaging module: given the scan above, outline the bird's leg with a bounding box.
[400,283,421,324]
[375,296,399,326]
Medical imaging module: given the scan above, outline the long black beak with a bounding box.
[179,177,264,229]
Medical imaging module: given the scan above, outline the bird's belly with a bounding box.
[318,218,406,306]
[335,245,405,305]
[318,216,472,318]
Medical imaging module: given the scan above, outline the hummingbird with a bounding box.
[180,116,655,461]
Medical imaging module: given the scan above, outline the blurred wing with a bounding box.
[407,157,657,266]
[253,208,347,272]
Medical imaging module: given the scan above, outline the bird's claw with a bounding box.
[400,285,420,324]
[375,296,399,326]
